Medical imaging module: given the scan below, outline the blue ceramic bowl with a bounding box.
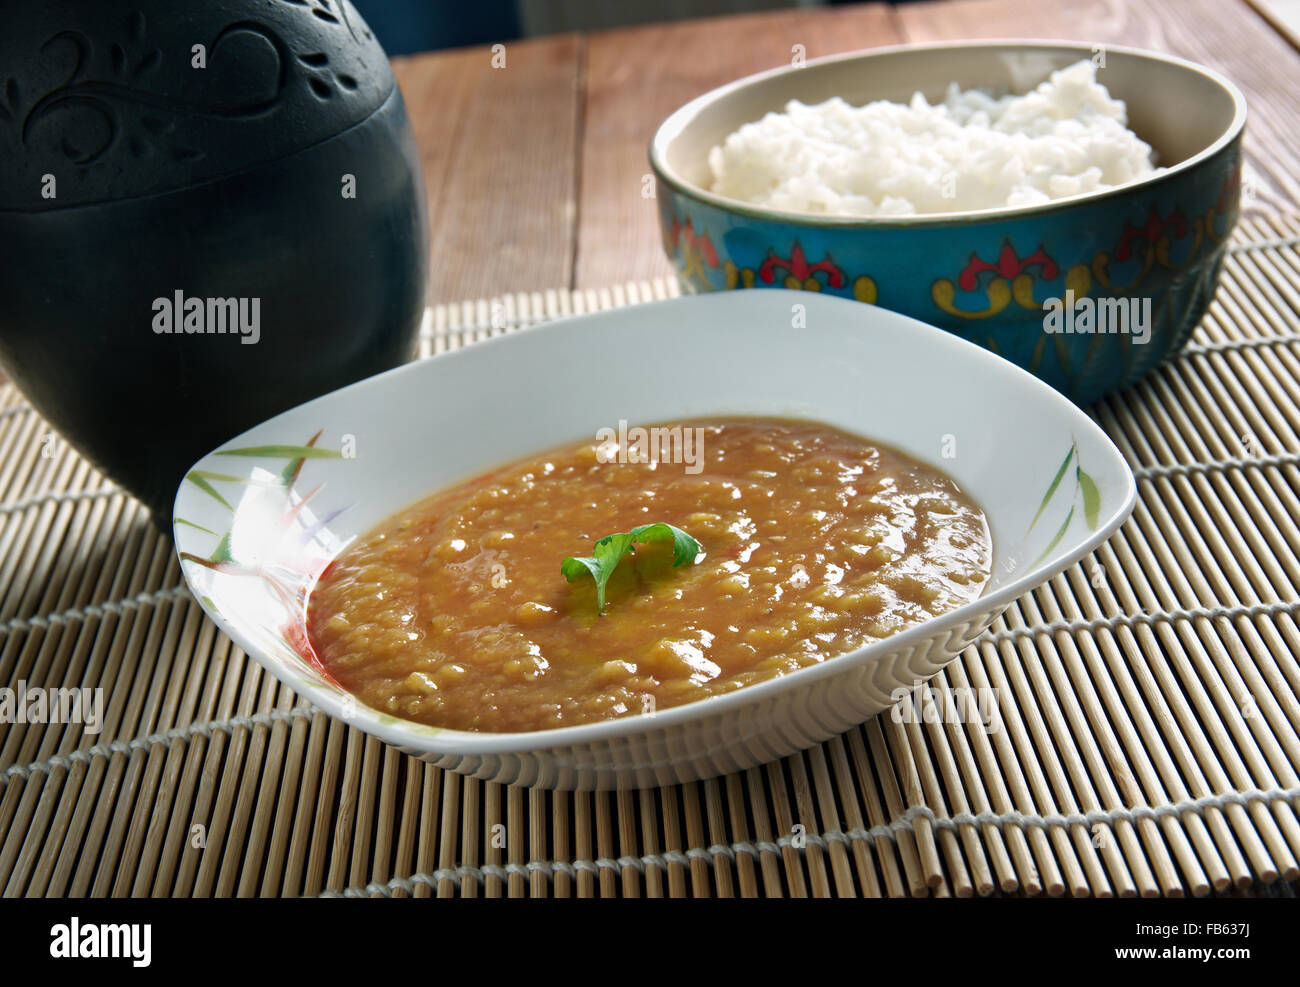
[650,41,1246,405]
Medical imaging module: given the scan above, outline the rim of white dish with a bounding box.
[649,38,1248,227]
[175,291,1139,759]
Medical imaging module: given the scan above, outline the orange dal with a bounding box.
[308,418,992,733]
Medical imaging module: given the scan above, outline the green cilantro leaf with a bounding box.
[561,522,701,613]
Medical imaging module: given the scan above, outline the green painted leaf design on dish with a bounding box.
[174,518,218,536]
[1025,441,1104,569]
[185,470,235,512]
[178,431,341,535]
[277,430,329,488]
[1028,446,1074,534]
[176,430,357,686]
[176,430,348,570]
[215,444,342,460]
[209,531,235,564]
[1033,505,1075,568]
[1077,467,1101,531]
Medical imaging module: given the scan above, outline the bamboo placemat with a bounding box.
[3,215,1300,899]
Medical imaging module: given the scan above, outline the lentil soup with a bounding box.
[307,418,992,733]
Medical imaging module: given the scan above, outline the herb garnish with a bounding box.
[561,522,701,613]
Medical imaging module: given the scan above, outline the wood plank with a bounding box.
[391,35,581,303]
[897,0,1300,215]
[1243,0,1300,54]
[574,3,905,290]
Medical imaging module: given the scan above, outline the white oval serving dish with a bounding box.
[173,291,1135,790]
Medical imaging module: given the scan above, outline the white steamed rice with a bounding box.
[706,60,1159,216]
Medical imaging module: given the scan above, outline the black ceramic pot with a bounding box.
[0,0,428,526]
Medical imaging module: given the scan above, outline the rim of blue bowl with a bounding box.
[648,38,1248,228]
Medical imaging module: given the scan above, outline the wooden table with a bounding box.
[391,0,1300,305]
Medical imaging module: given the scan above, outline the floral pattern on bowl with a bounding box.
[650,41,1246,405]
